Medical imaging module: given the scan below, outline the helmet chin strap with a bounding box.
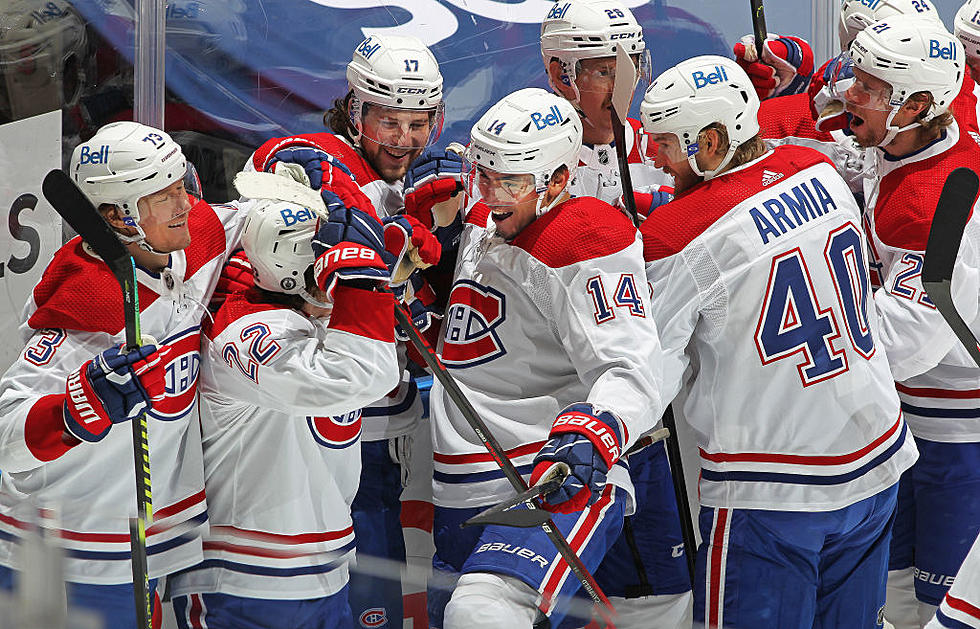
[117,220,171,257]
[877,107,923,148]
[300,288,333,310]
[687,141,740,182]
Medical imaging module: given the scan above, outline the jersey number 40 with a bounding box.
[755,223,875,387]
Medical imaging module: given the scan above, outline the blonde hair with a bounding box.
[698,122,768,170]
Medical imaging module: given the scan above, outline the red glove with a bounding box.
[210,250,254,311]
[734,34,815,100]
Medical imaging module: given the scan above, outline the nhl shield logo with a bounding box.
[442,280,507,368]
[307,410,362,449]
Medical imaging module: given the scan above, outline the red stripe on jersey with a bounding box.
[511,197,636,268]
[945,593,980,620]
[896,383,980,399]
[188,593,205,629]
[952,68,980,137]
[641,145,834,261]
[700,413,902,465]
[24,393,75,462]
[152,489,207,521]
[202,540,349,559]
[400,500,434,533]
[433,441,545,464]
[183,201,229,278]
[328,286,395,342]
[209,525,354,545]
[707,508,730,629]
[204,290,288,339]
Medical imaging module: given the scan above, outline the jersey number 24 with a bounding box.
[755,223,875,387]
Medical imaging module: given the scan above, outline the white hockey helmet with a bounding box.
[70,121,195,247]
[839,15,964,145]
[540,0,650,98]
[346,33,445,149]
[640,55,760,180]
[467,88,582,214]
[240,199,319,298]
[955,0,980,62]
[838,0,941,50]
[0,0,87,122]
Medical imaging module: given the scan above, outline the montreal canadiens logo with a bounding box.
[359,607,387,627]
[441,280,507,368]
[151,328,200,421]
[307,410,361,449]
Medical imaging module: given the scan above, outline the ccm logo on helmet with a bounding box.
[359,607,387,627]
[396,87,428,94]
[609,33,636,40]
[78,145,110,165]
[279,206,316,226]
[530,105,566,131]
[692,65,729,89]
[929,39,957,60]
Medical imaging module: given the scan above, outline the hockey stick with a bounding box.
[611,44,699,588]
[390,304,618,626]
[464,427,672,529]
[750,0,768,58]
[41,169,153,629]
[922,167,980,368]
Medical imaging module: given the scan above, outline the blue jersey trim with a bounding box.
[433,463,535,484]
[900,402,980,419]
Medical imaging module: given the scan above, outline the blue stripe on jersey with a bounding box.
[433,463,535,484]
[900,402,980,419]
[935,608,977,629]
[700,422,907,486]
[195,539,356,577]
[65,512,208,561]
[361,380,418,417]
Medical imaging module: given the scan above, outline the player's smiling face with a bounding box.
[477,167,539,240]
[136,179,193,253]
[574,57,618,141]
[360,105,433,182]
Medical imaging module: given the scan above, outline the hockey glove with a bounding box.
[383,214,442,284]
[395,273,443,342]
[312,190,392,297]
[807,53,855,133]
[633,189,674,218]
[266,146,376,217]
[734,33,814,100]
[529,403,625,514]
[404,148,466,231]
[63,344,169,443]
[209,249,254,312]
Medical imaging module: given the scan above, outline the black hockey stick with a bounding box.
[611,45,699,588]
[750,0,768,57]
[41,169,154,629]
[922,167,980,368]
[391,304,618,625]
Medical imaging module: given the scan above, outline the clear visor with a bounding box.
[649,132,694,164]
[575,51,653,94]
[351,101,445,151]
[467,164,537,208]
[134,165,197,226]
[830,52,893,112]
[184,161,203,202]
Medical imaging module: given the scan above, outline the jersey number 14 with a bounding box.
[755,223,875,387]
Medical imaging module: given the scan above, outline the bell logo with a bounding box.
[692,65,728,89]
[530,105,566,130]
[279,206,315,227]
[929,39,957,60]
[78,145,110,165]
[357,37,381,60]
[546,2,570,20]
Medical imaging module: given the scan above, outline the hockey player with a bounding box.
[639,55,918,628]
[167,190,402,628]
[924,531,980,629]
[831,16,980,627]
[537,2,692,625]
[956,0,980,77]
[0,121,247,628]
[246,34,446,626]
[426,87,661,629]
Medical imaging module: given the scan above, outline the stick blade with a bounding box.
[612,44,637,123]
[41,169,129,265]
[922,167,980,285]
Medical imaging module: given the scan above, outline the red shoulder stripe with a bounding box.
[512,197,636,268]
[205,290,289,340]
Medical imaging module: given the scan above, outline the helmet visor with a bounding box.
[648,132,694,163]
[575,51,653,94]
[468,165,537,208]
[351,101,445,151]
[830,52,893,112]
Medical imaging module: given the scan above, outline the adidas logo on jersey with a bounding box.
[762,170,784,186]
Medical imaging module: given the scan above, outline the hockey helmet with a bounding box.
[839,0,942,50]
[640,55,760,180]
[955,0,980,63]
[240,199,319,297]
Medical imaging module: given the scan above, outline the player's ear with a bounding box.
[549,60,575,100]
[904,92,932,119]
[548,165,570,192]
[99,204,136,235]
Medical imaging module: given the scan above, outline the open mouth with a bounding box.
[383,147,411,160]
[490,209,513,223]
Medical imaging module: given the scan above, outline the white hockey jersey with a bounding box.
[429,197,663,510]
[0,199,245,584]
[925,531,980,629]
[863,121,980,443]
[167,286,399,600]
[250,132,421,441]
[642,145,917,512]
[568,118,674,206]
